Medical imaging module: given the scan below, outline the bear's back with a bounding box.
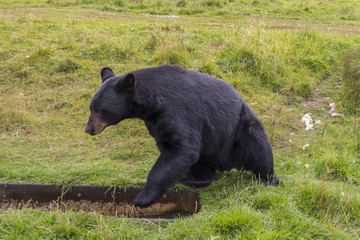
[133,65,242,105]
[132,65,244,125]
[132,66,246,162]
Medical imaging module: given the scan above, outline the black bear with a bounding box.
[85,65,279,207]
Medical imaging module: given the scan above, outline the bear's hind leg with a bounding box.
[234,129,279,185]
[180,158,218,188]
[253,169,279,186]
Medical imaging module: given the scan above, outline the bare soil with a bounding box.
[0,199,181,218]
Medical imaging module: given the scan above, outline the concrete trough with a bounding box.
[0,183,201,220]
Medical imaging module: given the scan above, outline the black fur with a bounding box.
[85,65,279,207]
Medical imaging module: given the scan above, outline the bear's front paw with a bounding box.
[133,190,160,208]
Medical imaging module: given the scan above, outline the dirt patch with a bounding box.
[0,183,200,219]
[0,199,183,218]
[301,96,328,109]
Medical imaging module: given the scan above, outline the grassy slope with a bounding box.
[0,0,360,239]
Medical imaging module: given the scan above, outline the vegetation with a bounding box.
[0,0,359,239]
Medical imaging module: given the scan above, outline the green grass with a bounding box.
[1,0,360,239]
[342,49,360,115]
[2,0,360,22]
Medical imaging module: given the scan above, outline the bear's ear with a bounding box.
[122,73,136,91]
[101,67,115,83]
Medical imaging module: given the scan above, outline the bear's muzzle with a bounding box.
[85,113,109,135]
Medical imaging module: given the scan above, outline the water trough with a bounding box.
[0,183,201,221]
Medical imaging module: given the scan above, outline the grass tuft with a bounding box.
[211,207,261,236]
[153,47,188,66]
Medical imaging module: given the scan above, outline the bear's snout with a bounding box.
[85,124,96,135]
[85,113,109,135]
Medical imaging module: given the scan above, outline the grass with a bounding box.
[0,0,360,239]
[342,49,360,115]
[3,0,360,22]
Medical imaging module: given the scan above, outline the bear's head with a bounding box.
[85,67,136,135]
